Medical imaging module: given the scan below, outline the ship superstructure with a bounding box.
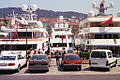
[50,16,75,53]
[78,0,120,57]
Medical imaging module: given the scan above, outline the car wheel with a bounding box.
[29,70,33,73]
[114,60,117,67]
[24,62,27,67]
[78,67,81,71]
[46,69,49,72]
[108,66,111,71]
[17,65,21,72]
[90,67,94,70]
[62,65,65,71]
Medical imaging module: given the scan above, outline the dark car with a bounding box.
[28,54,49,72]
[61,54,82,71]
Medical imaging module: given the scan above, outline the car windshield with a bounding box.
[66,55,79,60]
[0,56,16,60]
[91,51,106,58]
[32,55,48,60]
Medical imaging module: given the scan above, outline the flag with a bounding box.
[100,17,113,25]
[62,35,63,43]
[12,33,17,39]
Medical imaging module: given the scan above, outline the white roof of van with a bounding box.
[91,49,112,52]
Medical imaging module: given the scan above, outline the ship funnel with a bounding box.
[88,11,95,17]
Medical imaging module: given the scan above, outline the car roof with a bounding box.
[64,53,78,56]
[2,54,18,56]
[33,54,47,56]
[91,49,112,52]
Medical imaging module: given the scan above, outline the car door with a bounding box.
[18,55,24,67]
[20,55,26,66]
[91,51,106,67]
[107,52,116,67]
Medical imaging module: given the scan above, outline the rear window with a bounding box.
[32,55,48,60]
[66,55,80,60]
[91,51,106,58]
[0,56,16,60]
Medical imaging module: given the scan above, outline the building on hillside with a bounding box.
[0,18,13,28]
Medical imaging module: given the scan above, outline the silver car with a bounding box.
[28,54,49,72]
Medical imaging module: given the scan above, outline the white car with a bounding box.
[89,49,117,70]
[0,53,27,72]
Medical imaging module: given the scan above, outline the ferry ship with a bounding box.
[50,16,75,53]
[78,0,120,57]
[0,3,48,56]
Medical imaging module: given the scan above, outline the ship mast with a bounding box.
[92,0,113,16]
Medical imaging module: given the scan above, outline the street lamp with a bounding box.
[21,4,37,20]
[21,3,37,58]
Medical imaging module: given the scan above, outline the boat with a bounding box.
[78,0,120,57]
[0,2,48,57]
[50,16,75,54]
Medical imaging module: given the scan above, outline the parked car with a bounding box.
[28,54,49,72]
[89,49,117,70]
[61,54,82,71]
[0,53,27,72]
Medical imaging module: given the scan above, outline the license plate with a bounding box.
[0,63,7,66]
[92,62,98,65]
[70,62,75,64]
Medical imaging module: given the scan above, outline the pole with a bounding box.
[26,27,28,59]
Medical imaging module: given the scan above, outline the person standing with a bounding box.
[55,50,61,66]
[73,48,77,54]
[62,47,66,59]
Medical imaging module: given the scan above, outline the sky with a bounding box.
[0,0,119,16]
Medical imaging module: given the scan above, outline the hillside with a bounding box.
[0,7,87,20]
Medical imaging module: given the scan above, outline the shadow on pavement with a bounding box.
[83,67,110,72]
[58,66,81,72]
[24,69,49,74]
[0,70,15,75]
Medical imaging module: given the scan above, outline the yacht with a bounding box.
[0,3,48,56]
[50,16,75,53]
[78,0,120,57]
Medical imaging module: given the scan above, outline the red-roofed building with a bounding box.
[39,18,79,36]
[0,18,13,27]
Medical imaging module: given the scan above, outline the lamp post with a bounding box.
[26,26,28,58]
[21,2,38,58]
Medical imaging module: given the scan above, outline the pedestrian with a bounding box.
[33,49,37,55]
[73,48,77,54]
[62,47,66,59]
[48,53,52,63]
[50,47,55,57]
[38,49,41,54]
[27,48,33,59]
[77,48,81,58]
[55,50,61,66]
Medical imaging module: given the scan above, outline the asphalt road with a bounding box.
[0,59,120,80]
[0,74,120,80]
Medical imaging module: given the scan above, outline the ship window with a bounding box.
[0,44,37,50]
[17,32,32,39]
[113,34,118,39]
[104,34,108,39]
[95,34,102,39]
[52,43,67,47]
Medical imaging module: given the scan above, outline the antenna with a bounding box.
[92,0,114,16]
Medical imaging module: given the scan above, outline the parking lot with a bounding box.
[10,58,120,75]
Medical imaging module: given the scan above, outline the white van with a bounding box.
[89,49,117,70]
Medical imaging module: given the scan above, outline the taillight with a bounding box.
[63,60,67,64]
[8,63,15,66]
[41,63,48,65]
[89,60,91,65]
[29,63,35,65]
[106,60,109,66]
